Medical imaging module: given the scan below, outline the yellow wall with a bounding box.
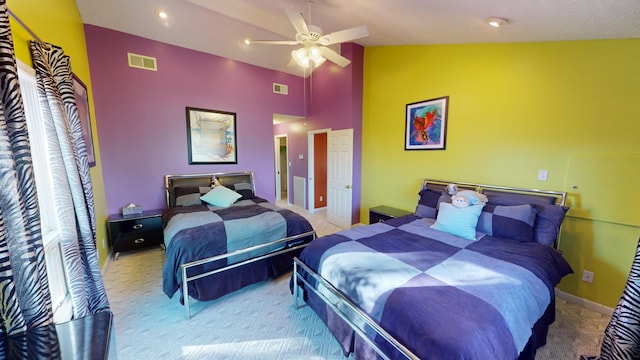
[8,0,110,267]
[362,39,640,308]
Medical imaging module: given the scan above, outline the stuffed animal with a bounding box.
[450,189,488,208]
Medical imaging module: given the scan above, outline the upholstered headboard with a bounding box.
[164,171,255,208]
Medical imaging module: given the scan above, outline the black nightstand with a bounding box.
[369,205,413,224]
[107,209,164,260]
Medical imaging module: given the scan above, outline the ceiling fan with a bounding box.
[245,5,369,68]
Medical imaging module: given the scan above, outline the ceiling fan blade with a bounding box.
[318,25,369,46]
[247,39,299,45]
[285,9,309,35]
[319,47,351,67]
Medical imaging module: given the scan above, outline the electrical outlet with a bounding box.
[582,270,594,283]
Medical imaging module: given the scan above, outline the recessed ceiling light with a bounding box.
[486,17,508,28]
[157,9,168,20]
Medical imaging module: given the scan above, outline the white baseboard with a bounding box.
[555,289,614,316]
[308,206,327,214]
[101,252,113,276]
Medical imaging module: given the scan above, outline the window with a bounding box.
[17,60,73,323]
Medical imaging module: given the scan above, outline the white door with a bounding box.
[327,129,353,228]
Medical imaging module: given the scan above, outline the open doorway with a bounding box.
[274,134,288,203]
[308,128,330,213]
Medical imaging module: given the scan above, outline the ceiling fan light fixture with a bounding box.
[291,47,325,68]
[260,5,367,69]
[309,46,323,62]
[291,48,310,68]
[486,17,508,27]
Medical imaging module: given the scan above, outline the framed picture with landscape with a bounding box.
[186,107,237,164]
[405,96,448,151]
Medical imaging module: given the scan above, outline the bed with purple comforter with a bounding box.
[163,197,314,302]
[162,172,315,318]
[293,178,573,359]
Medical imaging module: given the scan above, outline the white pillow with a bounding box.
[200,185,242,207]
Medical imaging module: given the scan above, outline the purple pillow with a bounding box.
[415,188,443,219]
[484,190,557,206]
[534,204,570,246]
[484,191,568,246]
[477,204,538,242]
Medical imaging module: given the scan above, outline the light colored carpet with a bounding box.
[103,205,610,359]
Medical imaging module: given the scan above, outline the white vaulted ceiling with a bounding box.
[75,0,640,77]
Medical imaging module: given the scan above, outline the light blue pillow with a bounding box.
[200,185,242,207]
[430,203,484,240]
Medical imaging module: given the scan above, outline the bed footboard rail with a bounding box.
[181,230,316,319]
[293,257,419,360]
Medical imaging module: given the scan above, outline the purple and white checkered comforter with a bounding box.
[297,214,572,359]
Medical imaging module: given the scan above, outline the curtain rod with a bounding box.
[7,8,46,46]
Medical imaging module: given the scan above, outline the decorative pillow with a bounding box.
[175,193,202,207]
[200,185,242,207]
[484,191,569,246]
[415,188,442,218]
[415,188,451,219]
[174,186,200,198]
[476,204,538,242]
[234,183,255,200]
[233,182,252,191]
[484,190,557,206]
[533,204,570,246]
[431,203,484,240]
[199,186,213,195]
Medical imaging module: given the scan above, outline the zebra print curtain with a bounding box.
[30,42,109,318]
[581,238,640,360]
[0,0,55,340]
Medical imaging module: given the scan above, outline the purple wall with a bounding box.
[273,43,364,223]
[85,25,305,215]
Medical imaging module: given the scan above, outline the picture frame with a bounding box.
[405,96,449,151]
[72,74,96,167]
[186,107,237,164]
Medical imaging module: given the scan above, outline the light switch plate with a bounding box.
[537,169,548,181]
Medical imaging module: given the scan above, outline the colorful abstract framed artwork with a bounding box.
[186,107,237,164]
[72,74,96,167]
[405,96,449,150]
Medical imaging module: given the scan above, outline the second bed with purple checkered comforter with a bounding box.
[296,214,573,359]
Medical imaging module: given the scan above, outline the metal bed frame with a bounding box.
[164,171,316,319]
[419,178,567,207]
[292,178,568,359]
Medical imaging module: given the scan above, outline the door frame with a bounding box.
[307,128,331,213]
[274,134,288,202]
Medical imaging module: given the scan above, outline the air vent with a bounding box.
[127,52,157,71]
[273,83,288,95]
